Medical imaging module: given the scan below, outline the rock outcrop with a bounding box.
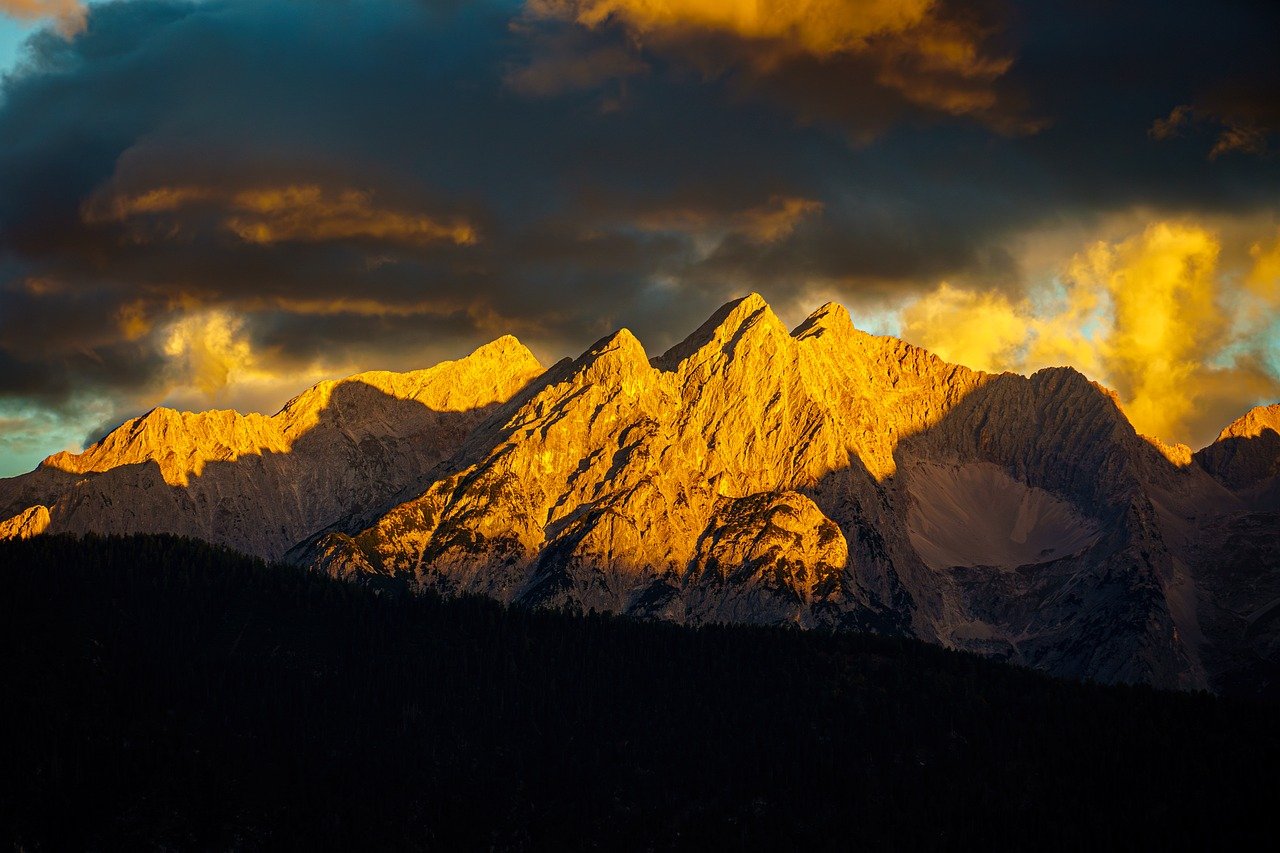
[1180,405,1280,694]
[0,505,50,540]
[1195,404,1280,496]
[4,294,1277,694]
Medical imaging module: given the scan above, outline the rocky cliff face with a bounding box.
[3,295,1276,693]
[1179,405,1280,694]
[0,505,50,540]
[1195,405,1280,497]
[0,337,544,560]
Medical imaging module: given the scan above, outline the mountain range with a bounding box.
[3,294,1277,693]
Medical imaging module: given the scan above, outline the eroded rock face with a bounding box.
[307,295,1220,688]
[0,337,545,559]
[680,491,849,627]
[318,297,938,632]
[1195,405,1280,495]
[6,294,1277,693]
[1180,405,1280,694]
[0,505,50,540]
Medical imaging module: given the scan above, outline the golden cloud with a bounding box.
[524,0,1020,123]
[1208,123,1268,159]
[899,222,1280,447]
[1248,230,1280,299]
[1072,223,1224,443]
[1149,105,1192,141]
[737,196,824,243]
[85,184,477,248]
[96,186,219,218]
[155,308,352,417]
[900,282,1025,373]
[226,186,477,246]
[531,0,935,56]
[161,310,258,398]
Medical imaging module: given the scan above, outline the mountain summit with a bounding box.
[3,295,1277,692]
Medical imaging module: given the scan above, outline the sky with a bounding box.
[0,0,1278,477]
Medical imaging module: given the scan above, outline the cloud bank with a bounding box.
[901,223,1280,444]
[0,0,1277,473]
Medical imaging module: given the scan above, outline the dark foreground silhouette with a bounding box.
[2,535,1276,850]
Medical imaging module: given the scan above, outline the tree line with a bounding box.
[1,534,1276,849]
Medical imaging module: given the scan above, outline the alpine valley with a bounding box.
[4,294,1277,694]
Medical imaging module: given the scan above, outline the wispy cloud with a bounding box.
[85,184,478,247]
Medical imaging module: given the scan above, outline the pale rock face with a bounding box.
[309,295,1205,687]
[679,491,848,627]
[327,297,934,625]
[0,505,51,540]
[0,337,544,559]
[5,294,1277,693]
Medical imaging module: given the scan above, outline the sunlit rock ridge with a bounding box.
[2,295,1277,693]
[0,336,543,560]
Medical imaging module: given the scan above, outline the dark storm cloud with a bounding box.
[511,0,1038,136]
[0,0,1278,464]
[1011,0,1280,204]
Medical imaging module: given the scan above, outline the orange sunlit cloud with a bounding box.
[115,301,152,342]
[523,0,1017,120]
[85,184,477,247]
[161,310,258,398]
[108,295,552,426]
[226,186,477,246]
[531,0,935,56]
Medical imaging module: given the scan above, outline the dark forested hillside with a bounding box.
[2,535,1276,850]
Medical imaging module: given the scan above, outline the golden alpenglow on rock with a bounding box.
[0,505,50,540]
[3,295,1279,693]
[2,338,544,559]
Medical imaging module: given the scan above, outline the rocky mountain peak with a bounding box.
[791,300,855,341]
[277,335,543,425]
[37,337,546,489]
[654,292,788,371]
[1196,403,1280,492]
[4,296,1277,693]
[43,407,285,487]
[574,328,652,382]
[4,336,546,556]
[1215,403,1280,442]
